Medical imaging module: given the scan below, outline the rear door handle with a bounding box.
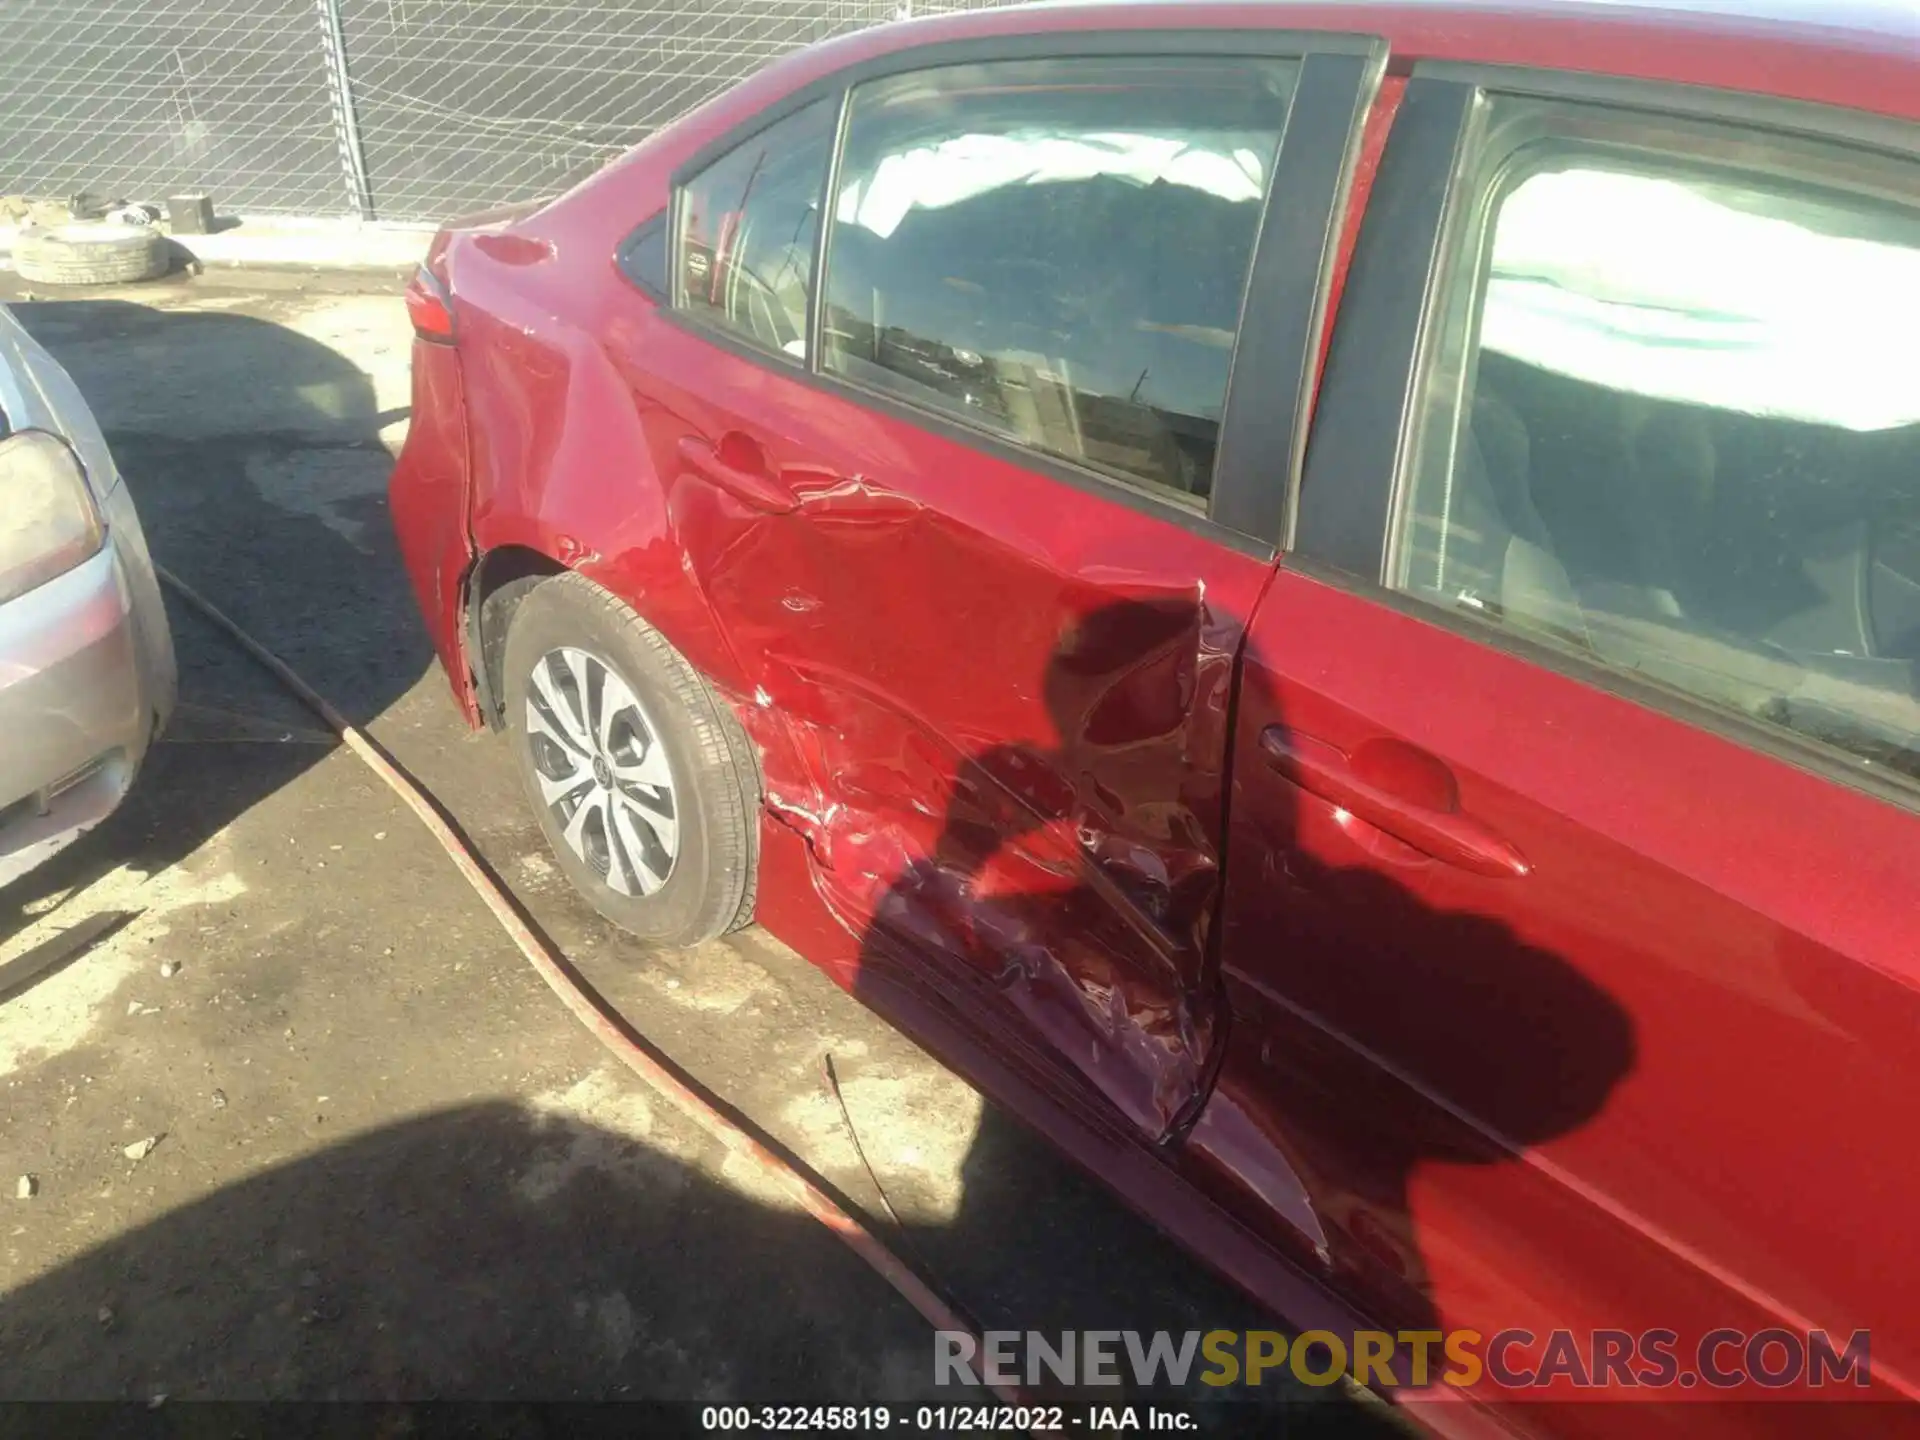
[677,432,796,514]
[1259,728,1529,879]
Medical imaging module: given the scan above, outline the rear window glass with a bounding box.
[675,99,836,360]
[820,56,1296,504]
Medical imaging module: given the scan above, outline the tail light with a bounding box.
[405,264,456,344]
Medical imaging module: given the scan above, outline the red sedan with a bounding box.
[389,2,1920,1433]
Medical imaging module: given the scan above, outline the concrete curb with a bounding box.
[0,216,434,273]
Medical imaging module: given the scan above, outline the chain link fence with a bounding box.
[0,0,1004,225]
[0,0,348,216]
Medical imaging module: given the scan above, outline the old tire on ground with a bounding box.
[502,571,758,947]
[14,225,168,286]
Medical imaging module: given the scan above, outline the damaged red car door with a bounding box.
[1208,66,1920,1423]
[608,42,1364,1139]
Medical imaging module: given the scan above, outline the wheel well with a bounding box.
[468,545,567,728]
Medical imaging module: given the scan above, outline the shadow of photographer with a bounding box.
[849,592,1636,1372]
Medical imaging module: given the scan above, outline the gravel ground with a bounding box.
[0,269,1394,1433]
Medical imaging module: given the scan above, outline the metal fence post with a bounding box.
[315,0,375,219]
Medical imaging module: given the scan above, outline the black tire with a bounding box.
[501,572,758,946]
[14,225,168,285]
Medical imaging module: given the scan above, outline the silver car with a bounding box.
[0,302,175,890]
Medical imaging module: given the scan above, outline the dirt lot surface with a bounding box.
[0,269,1394,1431]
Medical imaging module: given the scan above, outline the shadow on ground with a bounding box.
[0,1098,1399,1436]
[0,1102,939,1404]
[1,295,428,946]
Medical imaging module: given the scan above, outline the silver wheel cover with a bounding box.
[525,646,679,896]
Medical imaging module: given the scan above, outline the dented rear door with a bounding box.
[615,42,1378,1141]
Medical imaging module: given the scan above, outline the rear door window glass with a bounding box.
[676,99,837,360]
[820,56,1296,504]
[1396,105,1920,788]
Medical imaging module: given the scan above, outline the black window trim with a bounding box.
[1418,59,1920,159]
[647,27,1384,556]
[1291,73,1480,576]
[1213,47,1385,542]
[1292,61,1920,812]
[615,213,667,298]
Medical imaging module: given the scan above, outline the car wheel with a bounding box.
[501,572,758,946]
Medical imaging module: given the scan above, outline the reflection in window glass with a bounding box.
[677,100,836,359]
[821,57,1296,503]
[1483,169,1920,432]
[1399,139,1920,785]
